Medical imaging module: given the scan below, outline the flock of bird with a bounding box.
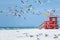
[0,0,58,19]
[16,32,60,40]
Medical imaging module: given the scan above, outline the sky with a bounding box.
[0,0,60,27]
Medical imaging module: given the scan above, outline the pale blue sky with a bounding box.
[0,0,60,27]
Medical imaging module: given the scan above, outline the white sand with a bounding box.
[0,29,60,40]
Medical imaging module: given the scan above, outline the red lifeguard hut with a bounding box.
[44,13,58,29]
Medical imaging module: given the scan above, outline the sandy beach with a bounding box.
[0,29,60,40]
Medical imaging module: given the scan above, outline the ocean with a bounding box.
[0,27,37,30]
